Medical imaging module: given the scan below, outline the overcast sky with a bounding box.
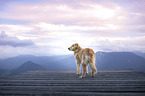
[0,0,145,58]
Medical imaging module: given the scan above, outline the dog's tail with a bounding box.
[89,63,97,73]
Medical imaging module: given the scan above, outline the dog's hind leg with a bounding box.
[86,66,88,74]
[89,55,97,77]
[89,62,97,77]
[80,64,87,78]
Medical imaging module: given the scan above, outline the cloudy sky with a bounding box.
[0,0,145,58]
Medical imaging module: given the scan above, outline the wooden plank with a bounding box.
[0,70,145,96]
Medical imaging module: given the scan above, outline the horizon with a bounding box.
[0,0,145,58]
[0,51,143,60]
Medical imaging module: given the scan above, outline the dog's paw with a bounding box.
[95,72,97,74]
[77,73,80,75]
[79,76,84,78]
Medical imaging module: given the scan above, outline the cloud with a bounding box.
[0,22,120,40]
[1,0,142,35]
[0,0,145,58]
[0,31,34,47]
[93,36,145,53]
[0,1,125,25]
[0,22,145,53]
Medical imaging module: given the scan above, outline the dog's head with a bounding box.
[68,43,80,51]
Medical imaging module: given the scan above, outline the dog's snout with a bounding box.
[68,48,70,50]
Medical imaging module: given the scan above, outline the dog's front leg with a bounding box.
[77,64,80,75]
[86,66,88,74]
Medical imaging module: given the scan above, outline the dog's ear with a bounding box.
[75,43,78,47]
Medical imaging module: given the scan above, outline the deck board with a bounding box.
[0,70,145,96]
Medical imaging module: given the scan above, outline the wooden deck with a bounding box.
[0,70,145,96]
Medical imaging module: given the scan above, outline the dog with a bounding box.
[68,43,97,78]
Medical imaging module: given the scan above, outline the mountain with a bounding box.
[0,55,70,70]
[0,55,37,70]
[96,52,145,73]
[51,56,76,70]
[133,52,145,58]
[11,61,46,74]
[0,69,9,75]
[0,52,145,73]
[49,52,145,73]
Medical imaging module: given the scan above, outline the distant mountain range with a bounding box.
[10,61,46,74]
[0,69,8,75]
[0,52,145,74]
[96,52,145,73]
[0,55,70,70]
[134,52,145,58]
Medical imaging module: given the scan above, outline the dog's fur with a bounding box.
[68,43,97,78]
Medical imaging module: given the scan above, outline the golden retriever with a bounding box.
[68,43,97,78]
